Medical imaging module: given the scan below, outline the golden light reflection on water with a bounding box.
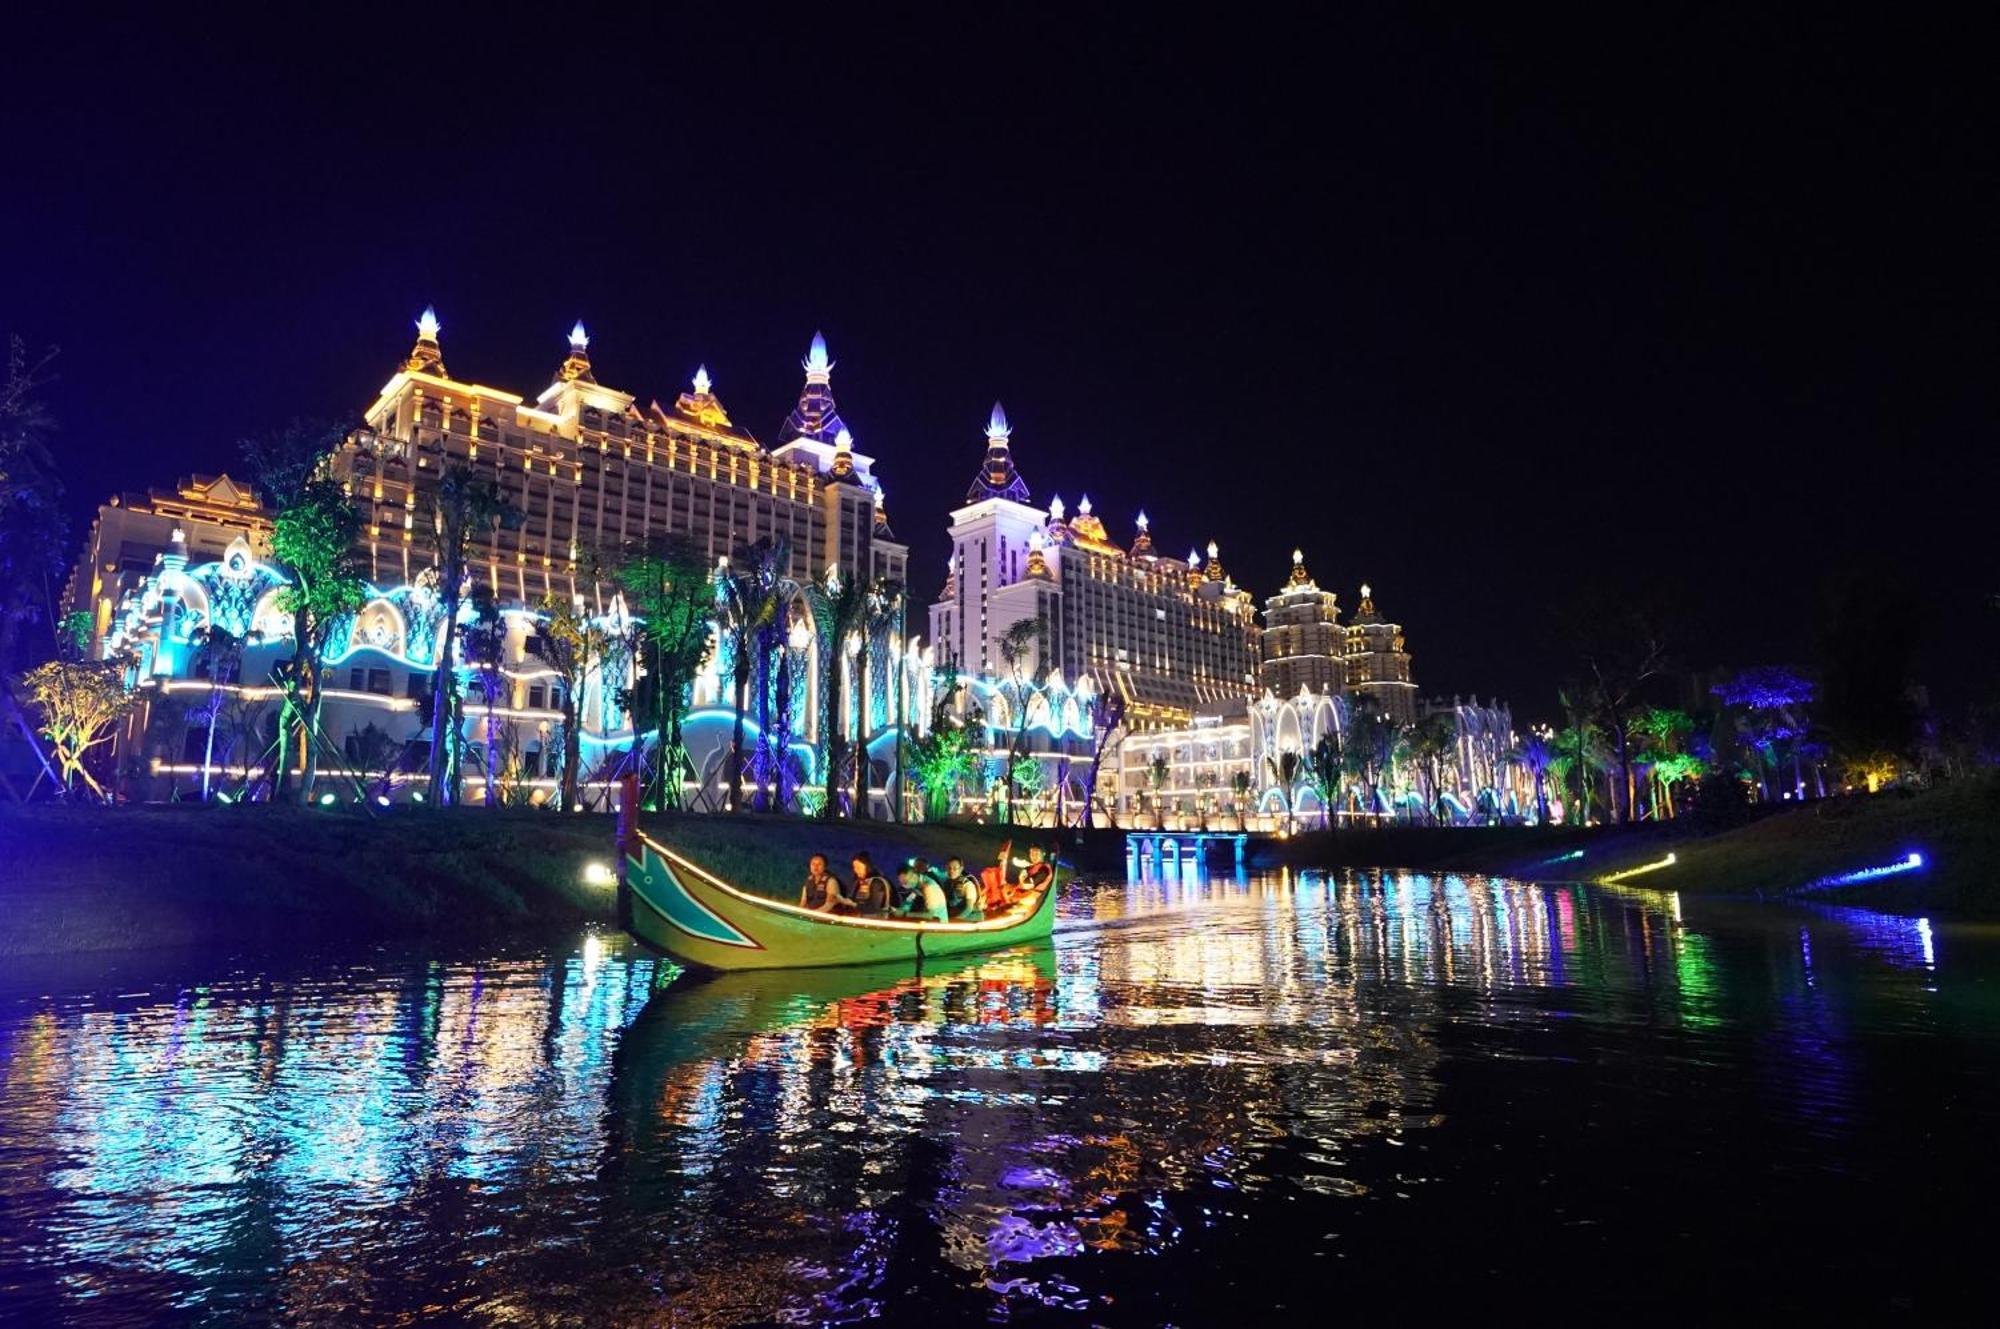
[0,869,1973,1324]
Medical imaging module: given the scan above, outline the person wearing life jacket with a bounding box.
[799,853,855,914]
[980,839,1016,913]
[942,855,984,921]
[895,858,950,922]
[1021,843,1056,895]
[849,853,895,917]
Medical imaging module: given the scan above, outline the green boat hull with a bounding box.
[620,831,1060,972]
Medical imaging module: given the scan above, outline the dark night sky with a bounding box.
[5,10,1993,716]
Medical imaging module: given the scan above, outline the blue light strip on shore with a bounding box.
[1802,851,1925,891]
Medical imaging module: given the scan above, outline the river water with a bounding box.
[1,869,1994,1325]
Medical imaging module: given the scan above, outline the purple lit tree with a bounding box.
[1711,666,1815,802]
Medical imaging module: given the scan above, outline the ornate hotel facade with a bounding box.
[67,313,927,809]
[927,405,1259,730]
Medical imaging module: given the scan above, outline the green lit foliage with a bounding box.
[907,695,980,821]
[613,533,715,811]
[19,657,132,799]
[268,477,367,802]
[1341,704,1400,817]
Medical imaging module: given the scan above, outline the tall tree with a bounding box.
[0,337,68,795]
[852,578,904,821]
[906,692,980,821]
[996,616,1042,827]
[1342,702,1401,817]
[19,657,133,800]
[1304,729,1343,829]
[802,566,866,819]
[531,592,610,814]
[1559,592,1674,824]
[1516,729,1557,826]
[189,623,245,803]
[1407,711,1460,823]
[267,479,366,802]
[1266,748,1303,833]
[716,538,788,813]
[613,534,716,811]
[1079,689,1126,829]
[462,588,509,809]
[423,466,520,807]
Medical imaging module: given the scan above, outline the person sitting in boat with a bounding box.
[1021,844,1056,894]
[943,856,984,921]
[981,839,1017,912]
[895,858,950,923]
[849,854,895,917]
[799,854,855,914]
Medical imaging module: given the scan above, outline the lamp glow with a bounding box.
[568,320,589,349]
[1599,851,1676,884]
[582,861,616,887]
[415,306,441,339]
[692,364,711,394]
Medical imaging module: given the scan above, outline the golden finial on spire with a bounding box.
[404,305,447,376]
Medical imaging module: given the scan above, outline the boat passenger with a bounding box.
[799,854,854,914]
[850,854,895,917]
[1022,844,1056,894]
[981,839,1017,912]
[896,859,950,922]
[943,856,984,921]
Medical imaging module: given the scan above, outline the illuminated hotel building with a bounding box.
[927,405,1258,730]
[1343,582,1416,726]
[1257,548,1344,698]
[69,312,924,807]
[337,315,904,596]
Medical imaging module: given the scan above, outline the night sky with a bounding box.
[5,11,1992,715]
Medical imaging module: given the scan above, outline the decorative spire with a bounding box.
[1078,494,1093,516]
[404,305,447,376]
[1026,528,1052,579]
[779,331,847,444]
[804,331,833,383]
[1048,493,1065,522]
[675,364,733,428]
[871,483,895,538]
[964,400,1030,504]
[1289,547,1314,587]
[1204,539,1225,581]
[830,427,857,481]
[1129,509,1154,557]
[1355,582,1379,620]
[556,319,594,383]
[1188,546,1201,568]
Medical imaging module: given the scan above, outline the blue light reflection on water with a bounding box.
[1,867,1994,1324]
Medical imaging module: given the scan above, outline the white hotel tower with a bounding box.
[928,404,1258,729]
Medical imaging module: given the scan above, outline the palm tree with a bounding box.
[1267,749,1303,833]
[851,578,904,821]
[190,623,246,803]
[424,466,520,807]
[462,590,508,809]
[1408,711,1460,824]
[716,539,788,813]
[996,617,1041,826]
[803,567,866,819]
[530,592,610,815]
[1304,730,1342,830]
[1517,729,1557,826]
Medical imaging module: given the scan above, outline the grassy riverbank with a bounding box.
[0,805,1043,960]
[1269,777,2000,918]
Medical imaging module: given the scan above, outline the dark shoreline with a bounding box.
[3,779,1991,960]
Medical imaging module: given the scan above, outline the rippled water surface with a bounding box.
[3,870,1996,1324]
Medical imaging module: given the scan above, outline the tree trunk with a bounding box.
[301,664,326,800]
[728,651,749,813]
[429,587,461,807]
[853,638,871,820]
[774,654,792,813]
[821,653,843,820]
[560,697,581,812]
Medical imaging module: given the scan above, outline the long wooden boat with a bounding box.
[619,828,1060,972]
